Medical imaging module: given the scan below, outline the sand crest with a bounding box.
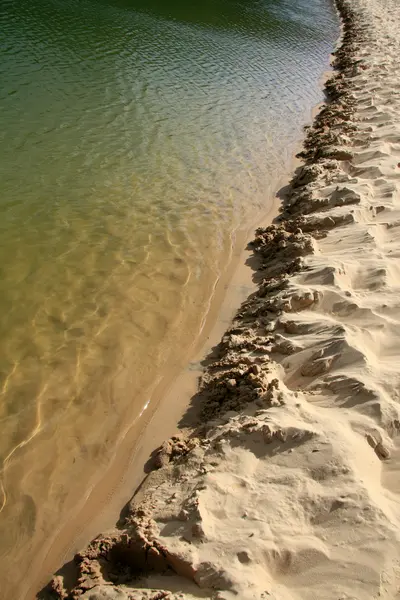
[39,0,400,598]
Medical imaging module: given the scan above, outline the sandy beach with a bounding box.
[38,0,400,597]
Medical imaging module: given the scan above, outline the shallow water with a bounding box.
[0,0,338,595]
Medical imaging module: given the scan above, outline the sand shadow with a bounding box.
[37,558,79,600]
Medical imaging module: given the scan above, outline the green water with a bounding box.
[0,0,338,595]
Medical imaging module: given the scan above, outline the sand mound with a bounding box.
[39,0,400,598]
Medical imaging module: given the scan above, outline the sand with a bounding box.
[38,0,400,597]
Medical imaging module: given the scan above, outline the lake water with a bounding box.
[0,0,338,596]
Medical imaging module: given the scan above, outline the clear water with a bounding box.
[0,0,338,595]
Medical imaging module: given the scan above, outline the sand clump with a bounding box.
[39,0,400,598]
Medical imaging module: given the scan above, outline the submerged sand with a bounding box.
[39,0,400,597]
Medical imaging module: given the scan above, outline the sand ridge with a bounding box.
[39,0,400,597]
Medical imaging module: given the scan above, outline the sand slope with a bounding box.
[40,0,400,598]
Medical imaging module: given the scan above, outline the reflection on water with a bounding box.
[0,0,338,595]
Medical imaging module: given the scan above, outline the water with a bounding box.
[0,0,338,596]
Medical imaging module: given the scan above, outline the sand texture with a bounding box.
[39,0,400,598]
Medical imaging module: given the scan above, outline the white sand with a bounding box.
[41,0,400,598]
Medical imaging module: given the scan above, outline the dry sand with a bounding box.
[39,0,400,597]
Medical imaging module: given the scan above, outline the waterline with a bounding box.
[0,0,338,596]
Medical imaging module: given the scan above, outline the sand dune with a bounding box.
[39,0,400,598]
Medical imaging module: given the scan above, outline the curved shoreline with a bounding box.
[39,0,400,597]
[19,60,329,600]
[26,169,286,600]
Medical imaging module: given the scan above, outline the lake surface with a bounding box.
[0,0,338,596]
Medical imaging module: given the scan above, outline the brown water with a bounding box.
[0,0,339,596]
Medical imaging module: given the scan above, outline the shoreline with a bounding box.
[26,172,286,600]
[37,0,400,595]
[26,68,329,600]
[20,66,327,598]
